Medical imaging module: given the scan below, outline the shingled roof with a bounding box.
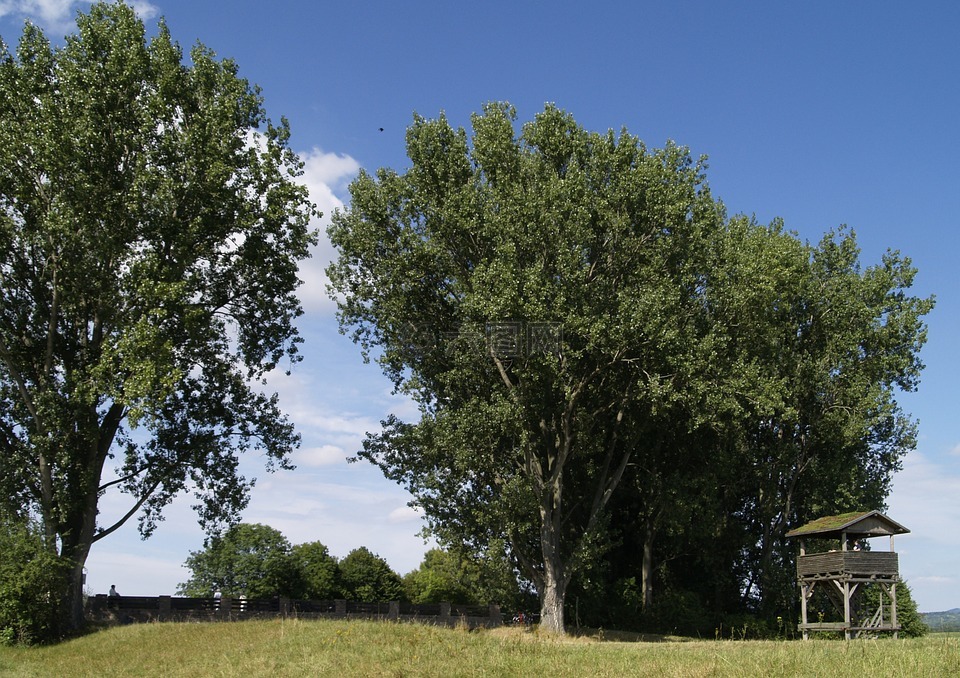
[785,510,909,539]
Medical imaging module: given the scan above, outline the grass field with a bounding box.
[1,620,957,677]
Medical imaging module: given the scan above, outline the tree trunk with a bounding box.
[62,556,88,632]
[53,458,102,636]
[641,519,655,611]
[538,478,568,634]
[539,572,566,634]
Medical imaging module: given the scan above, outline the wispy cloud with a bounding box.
[889,450,960,545]
[888,448,960,610]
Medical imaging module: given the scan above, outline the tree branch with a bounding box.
[91,474,165,543]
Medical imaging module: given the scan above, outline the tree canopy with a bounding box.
[338,547,405,603]
[178,523,296,599]
[327,102,932,634]
[0,2,316,636]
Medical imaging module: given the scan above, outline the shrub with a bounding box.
[0,512,70,645]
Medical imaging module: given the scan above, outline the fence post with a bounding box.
[280,597,291,617]
[389,601,399,621]
[335,599,346,618]
[440,602,451,627]
[219,596,232,621]
[158,596,171,621]
[488,604,501,627]
[88,594,107,620]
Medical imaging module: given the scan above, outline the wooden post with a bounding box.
[488,604,502,627]
[158,595,171,621]
[800,583,809,641]
[440,602,451,627]
[219,596,232,621]
[891,582,899,640]
[843,582,851,640]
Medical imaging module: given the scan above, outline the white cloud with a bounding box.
[0,1,158,36]
[295,444,348,467]
[388,504,422,524]
[887,447,960,610]
[888,450,960,545]
[242,471,430,573]
[913,575,956,585]
[297,147,361,313]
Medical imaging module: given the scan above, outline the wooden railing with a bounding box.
[86,595,501,629]
[797,551,899,579]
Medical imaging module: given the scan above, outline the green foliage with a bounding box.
[855,580,928,638]
[894,581,929,638]
[328,102,728,633]
[0,2,316,632]
[289,541,340,600]
[403,549,477,604]
[327,102,933,635]
[178,523,296,598]
[338,547,405,603]
[0,512,70,645]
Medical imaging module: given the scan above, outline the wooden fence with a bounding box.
[86,595,501,629]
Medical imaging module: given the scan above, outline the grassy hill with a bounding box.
[922,608,960,632]
[1,619,959,677]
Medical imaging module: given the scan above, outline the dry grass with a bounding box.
[1,619,957,677]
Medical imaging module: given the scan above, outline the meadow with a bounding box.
[0,620,957,677]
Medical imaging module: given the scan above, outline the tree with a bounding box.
[328,102,726,633]
[0,3,316,634]
[403,548,481,605]
[289,541,340,600]
[328,103,933,634]
[177,523,296,598]
[337,547,404,602]
[701,220,932,621]
[561,219,932,633]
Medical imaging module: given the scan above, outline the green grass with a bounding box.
[1,620,958,677]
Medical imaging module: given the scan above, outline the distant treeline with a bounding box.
[922,609,960,632]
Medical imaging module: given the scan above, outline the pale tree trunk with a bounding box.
[539,572,567,634]
[538,470,570,634]
[538,518,568,634]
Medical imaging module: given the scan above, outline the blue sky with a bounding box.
[2,1,958,613]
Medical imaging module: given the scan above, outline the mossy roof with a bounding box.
[785,510,910,539]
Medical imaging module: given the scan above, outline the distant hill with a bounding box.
[921,608,960,632]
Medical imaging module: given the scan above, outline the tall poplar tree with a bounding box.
[327,102,725,633]
[0,3,316,635]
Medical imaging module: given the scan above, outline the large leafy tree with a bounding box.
[329,102,933,634]
[337,547,405,603]
[327,102,725,633]
[289,540,340,600]
[712,222,933,619]
[0,3,316,634]
[562,219,932,633]
[177,523,297,599]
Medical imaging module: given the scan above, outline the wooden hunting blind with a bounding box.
[786,510,909,639]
